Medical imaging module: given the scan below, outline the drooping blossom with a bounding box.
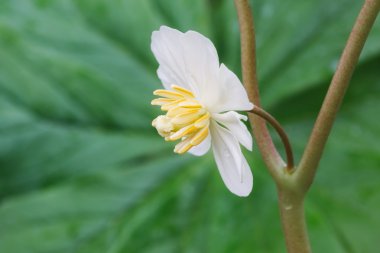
[151,26,254,196]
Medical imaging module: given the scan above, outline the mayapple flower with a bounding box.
[151,26,254,197]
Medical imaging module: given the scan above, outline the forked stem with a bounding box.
[235,0,380,252]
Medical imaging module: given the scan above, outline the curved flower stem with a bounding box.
[234,0,285,180]
[296,0,380,192]
[249,107,294,171]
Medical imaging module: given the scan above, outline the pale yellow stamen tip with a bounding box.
[161,98,185,111]
[178,100,202,108]
[151,85,210,154]
[153,89,183,99]
[151,98,174,106]
[169,125,197,141]
[152,115,173,137]
[194,113,210,128]
[190,126,209,146]
[171,109,203,125]
[171,85,195,98]
[174,137,193,154]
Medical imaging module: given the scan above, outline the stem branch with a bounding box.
[234,0,285,179]
[296,0,380,191]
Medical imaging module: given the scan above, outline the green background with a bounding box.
[0,0,379,252]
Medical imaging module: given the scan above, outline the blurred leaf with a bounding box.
[0,0,379,253]
[0,0,157,128]
[253,0,380,107]
[0,95,169,197]
[0,156,195,253]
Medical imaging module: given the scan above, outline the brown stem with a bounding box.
[278,188,311,253]
[250,107,294,171]
[234,0,285,179]
[296,0,380,191]
[235,1,310,250]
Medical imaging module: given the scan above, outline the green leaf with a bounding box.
[0,0,379,252]
[0,96,169,197]
[253,0,380,107]
[0,156,195,253]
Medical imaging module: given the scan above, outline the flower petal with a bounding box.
[188,134,211,156]
[210,121,253,197]
[151,26,220,103]
[208,64,253,113]
[212,111,252,151]
[151,26,189,90]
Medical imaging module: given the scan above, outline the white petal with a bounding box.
[151,26,220,102]
[151,26,190,90]
[212,111,252,151]
[208,64,253,113]
[188,134,211,156]
[210,121,253,197]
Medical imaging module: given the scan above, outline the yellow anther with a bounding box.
[178,100,202,108]
[189,127,209,146]
[151,98,175,106]
[174,138,194,154]
[194,113,210,128]
[153,89,184,99]
[171,109,203,125]
[152,85,210,154]
[171,85,195,98]
[161,98,185,111]
[169,124,197,141]
[152,115,174,137]
[167,107,192,118]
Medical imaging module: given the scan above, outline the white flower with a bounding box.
[151,26,254,197]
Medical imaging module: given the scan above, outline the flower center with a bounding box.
[152,85,210,154]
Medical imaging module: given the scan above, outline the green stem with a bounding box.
[296,0,380,191]
[278,188,311,253]
[233,0,285,180]
[234,1,310,251]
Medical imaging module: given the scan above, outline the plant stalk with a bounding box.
[277,188,311,253]
[235,0,312,250]
[296,0,380,191]
[234,0,285,180]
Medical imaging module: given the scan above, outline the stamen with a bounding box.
[171,109,203,125]
[189,127,209,146]
[194,113,210,128]
[171,85,195,97]
[151,98,175,106]
[153,89,184,99]
[169,124,197,141]
[174,138,193,154]
[178,100,202,108]
[167,107,194,118]
[152,85,210,154]
[152,115,173,137]
[161,98,185,111]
